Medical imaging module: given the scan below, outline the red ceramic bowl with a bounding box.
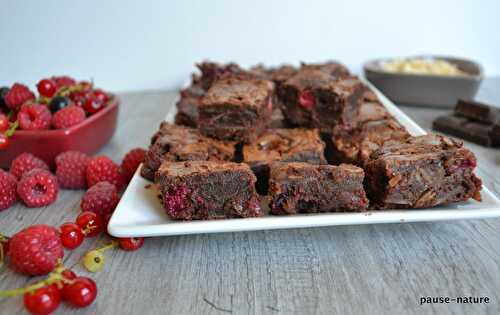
[0,98,119,169]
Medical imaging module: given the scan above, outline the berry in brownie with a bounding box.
[156,161,262,220]
[268,162,368,214]
[17,168,59,208]
[277,69,364,130]
[141,122,236,181]
[243,128,326,194]
[199,78,274,143]
[18,103,52,130]
[365,134,482,209]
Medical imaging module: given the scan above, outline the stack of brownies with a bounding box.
[141,60,483,220]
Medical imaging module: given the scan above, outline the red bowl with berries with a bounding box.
[0,98,119,169]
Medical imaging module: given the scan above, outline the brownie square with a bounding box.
[454,99,500,124]
[243,128,326,194]
[277,69,364,129]
[300,60,350,78]
[268,162,368,214]
[141,122,235,181]
[365,134,482,209]
[156,161,262,220]
[329,118,410,166]
[250,64,298,89]
[196,61,248,90]
[174,84,206,128]
[199,78,274,143]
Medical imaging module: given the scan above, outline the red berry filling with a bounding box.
[163,186,191,218]
[298,90,315,108]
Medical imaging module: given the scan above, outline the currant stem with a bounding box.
[0,265,70,298]
[96,240,119,252]
[5,121,18,137]
[0,234,9,269]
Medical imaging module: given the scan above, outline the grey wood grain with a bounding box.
[1,79,500,315]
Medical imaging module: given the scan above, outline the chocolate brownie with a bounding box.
[196,61,260,90]
[455,99,500,124]
[270,107,288,129]
[300,61,350,78]
[174,84,206,127]
[243,128,326,193]
[268,162,369,214]
[199,78,274,143]
[156,161,262,220]
[141,122,235,181]
[365,134,482,209]
[433,115,493,147]
[492,123,500,147]
[329,118,410,166]
[250,64,298,89]
[277,69,364,129]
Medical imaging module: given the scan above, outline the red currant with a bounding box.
[92,89,109,103]
[298,90,316,108]
[76,212,104,237]
[36,79,57,98]
[62,277,97,307]
[61,269,77,280]
[0,114,9,132]
[59,223,84,249]
[68,91,89,108]
[24,284,61,315]
[118,237,145,251]
[83,97,105,115]
[0,134,9,150]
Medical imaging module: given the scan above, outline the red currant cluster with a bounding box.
[0,76,112,149]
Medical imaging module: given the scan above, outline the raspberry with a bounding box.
[18,103,52,130]
[10,153,49,179]
[55,151,89,189]
[52,105,86,129]
[298,90,315,108]
[17,169,59,208]
[0,169,17,210]
[8,224,63,276]
[51,76,76,89]
[86,156,123,189]
[163,186,191,219]
[80,181,119,218]
[121,148,146,184]
[4,83,35,111]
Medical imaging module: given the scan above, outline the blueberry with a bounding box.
[49,96,71,113]
[0,86,9,108]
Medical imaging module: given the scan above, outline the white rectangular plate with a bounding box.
[108,81,500,237]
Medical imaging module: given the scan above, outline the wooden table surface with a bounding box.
[1,78,499,315]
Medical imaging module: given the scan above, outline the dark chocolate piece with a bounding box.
[433,115,493,147]
[455,99,500,124]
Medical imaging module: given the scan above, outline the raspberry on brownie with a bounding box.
[268,162,369,215]
[365,134,482,209]
[141,122,236,181]
[199,78,274,143]
[277,69,364,130]
[156,161,262,220]
[243,128,326,194]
